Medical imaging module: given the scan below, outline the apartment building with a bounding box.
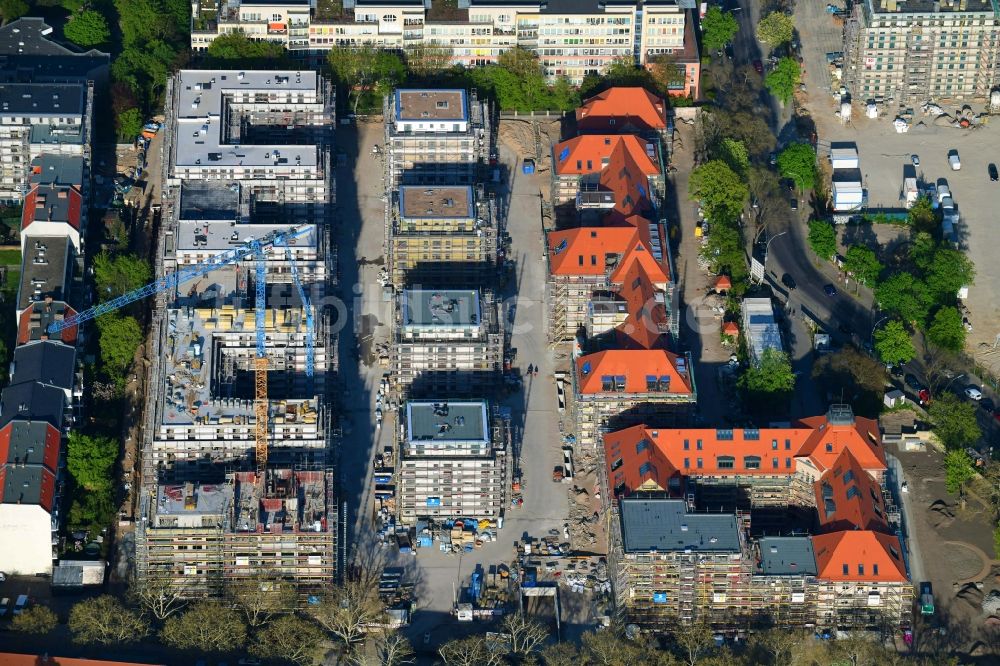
[190,0,695,86]
[0,18,105,203]
[384,89,490,187]
[843,0,1000,103]
[387,184,498,285]
[575,86,669,135]
[605,406,912,631]
[391,288,503,397]
[397,400,508,523]
[162,70,335,208]
[550,133,664,209]
[136,467,336,600]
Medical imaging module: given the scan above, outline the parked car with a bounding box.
[989,163,998,182]
[781,273,797,290]
[911,154,920,166]
[964,385,983,401]
[904,373,925,391]
[901,481,909,493]
[790,198,798,211]
[948,149,961,170]
[823,284,837,297]
[12,595,27,616]
[0,598,8,618]
[981,397,995,413]
[753,59,764,74]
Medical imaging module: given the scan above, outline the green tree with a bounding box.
[717,138,749,177]
[843,245,882,287]
[405,44,454,76]
[994,527,1000,559]
[873,320,915,366]
[909,230,938,271]
[67,487,115,533]
[740,348,795,396]
[701,6,739,52]
[327,46,402,114]
[160,601,248,653]
[806,219,837,260]
[96,314,143,379]
[67,432,118,492]
[874,272,932,325]
[206,30,288,66]
[252,615,326,665]
[0,0,29,23]
[756,11,794,46]
[925,247,975,304]
[648,53,688,94]
[11,605,58,635]
[908,195,938,234]
[602,56,656,88]
[688,160,748,223]
[944,449,975,495]
[115,108,144,142]
[764,57,800,105]
[69,596,149,645]
[777,143,816,191]
[94,252,151,303]
[700,223,748,288]
[812,348,886,418]
[927,305,966,351]
[929,393,981,450]
[64,10,111,47]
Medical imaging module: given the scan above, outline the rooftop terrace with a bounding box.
[395,89,468,122]
[405,400,489,446]
[399,185,474,219]
[401,289,481,329]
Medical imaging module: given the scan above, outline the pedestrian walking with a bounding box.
[527,363,534,375]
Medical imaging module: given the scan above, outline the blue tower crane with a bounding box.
[281,242,314,378]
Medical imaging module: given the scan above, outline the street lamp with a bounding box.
[762,230,788,276]
[870,315,890,345]
[943,373,966,394]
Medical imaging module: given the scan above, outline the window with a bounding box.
[683,439,689,450]
[843,470,855,483]
[697,458,703,469]
[825,443,834,452]
[697,439,703,450]
[744,428,759,440]
[744,456,761,470]
[873,564,879,575]
[772,439,778,450]
[772,457,779,469]
[786,458,792,468]
[717,456,735,470]
[382,14,397,21]
[843,563,849,575]
[858,564,864,575]
[611,458,623,471]
[684,458,690,469]
[785,439,791,450]
[846,486,860,500]
[636,439,650,454]
[638,462,654,476]
[716,429,734,440]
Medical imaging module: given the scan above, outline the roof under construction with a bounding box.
[399,185,473,219]
[401,288,481,329]
[405,400,489,446]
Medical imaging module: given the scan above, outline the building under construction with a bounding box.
[842,0,1000,105]
[136,466,336,600]
[386,184,498,287]
[390,288,503,398]
[383,89,491,188]
[136,69,339,601]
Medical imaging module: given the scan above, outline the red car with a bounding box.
[753,60,764,74]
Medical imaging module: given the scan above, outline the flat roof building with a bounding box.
[742,298,783,364]
[17,235,70,318]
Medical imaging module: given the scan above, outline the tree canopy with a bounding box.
[945,449,976,496]
[64,10,111,48]
[874,272,932,325]
[0,0,29,23]
[205,31,289,66]
[11,605,58,635]
[765,57,800,104]
[252,615,326,665]
[843,245,882,287]
[96,313,143,379]
[908,196,938,234]
[700,217,749,288]
[718,138,750,177]
[689,160,749,223]
[929,393,982,450]
[94,252,152,302]
[115,107,144,142]
[812,348,886,418]
[926,305,966,352]
[327,46,405,113]
[160,601,247,653]
[69,596,149,645]
[924,247,975,304]
[777,143,817,192]
[66,431,118,492]
[873,320,915,366]
[757,11,795,46]
[702,7,739,52]
[740,349,795,399]
[806,219,837,260]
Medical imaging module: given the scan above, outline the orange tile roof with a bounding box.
[814,449,889,533]
[722,321,740,336]
[812,531,908,583]
[715,275,732,290]
[576,349,692,395]
[604,424,677,492]
[576,87,668,133]
[796,412,886,474]
[599,137,655,219]
[603,408,888,498]
[614,260,670,350]
[553,135,659,176]
[547,226,640,277]
[0,654,164,666]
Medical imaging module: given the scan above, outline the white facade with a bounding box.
[0,504,53,574]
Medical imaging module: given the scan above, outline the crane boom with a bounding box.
[46,225,312,334]
[252,239,269,474]
[282,244,314,378]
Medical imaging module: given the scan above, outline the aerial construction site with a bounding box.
[134,69,340,601]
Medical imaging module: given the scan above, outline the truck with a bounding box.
[919,582,934,615]
[948,150,961,170]
[903,177,919,208]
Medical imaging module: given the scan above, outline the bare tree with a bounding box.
[540,641,580,666]
[581,627,643,665]
[672,622,715,666]
[375,631,415,665]
[252,614,326,666]
[309,578,385,649]
[502,612,550,656]
[128,574,188,620]
[439,635,506,666]
[228,569,297,627]
[69,595,150,645]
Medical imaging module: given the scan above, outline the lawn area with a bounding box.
[0,248,22,266]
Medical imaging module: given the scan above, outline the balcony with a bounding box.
[268,22,288,34]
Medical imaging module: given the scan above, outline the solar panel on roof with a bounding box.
[559,147,570,162]
[554,239,568,254]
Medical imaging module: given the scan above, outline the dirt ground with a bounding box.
[895,445,1000,655]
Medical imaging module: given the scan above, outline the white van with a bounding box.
[948,150,961,170]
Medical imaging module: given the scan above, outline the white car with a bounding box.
[965,386,983,401]
[911,154,920,166]
[901,481,909,494]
